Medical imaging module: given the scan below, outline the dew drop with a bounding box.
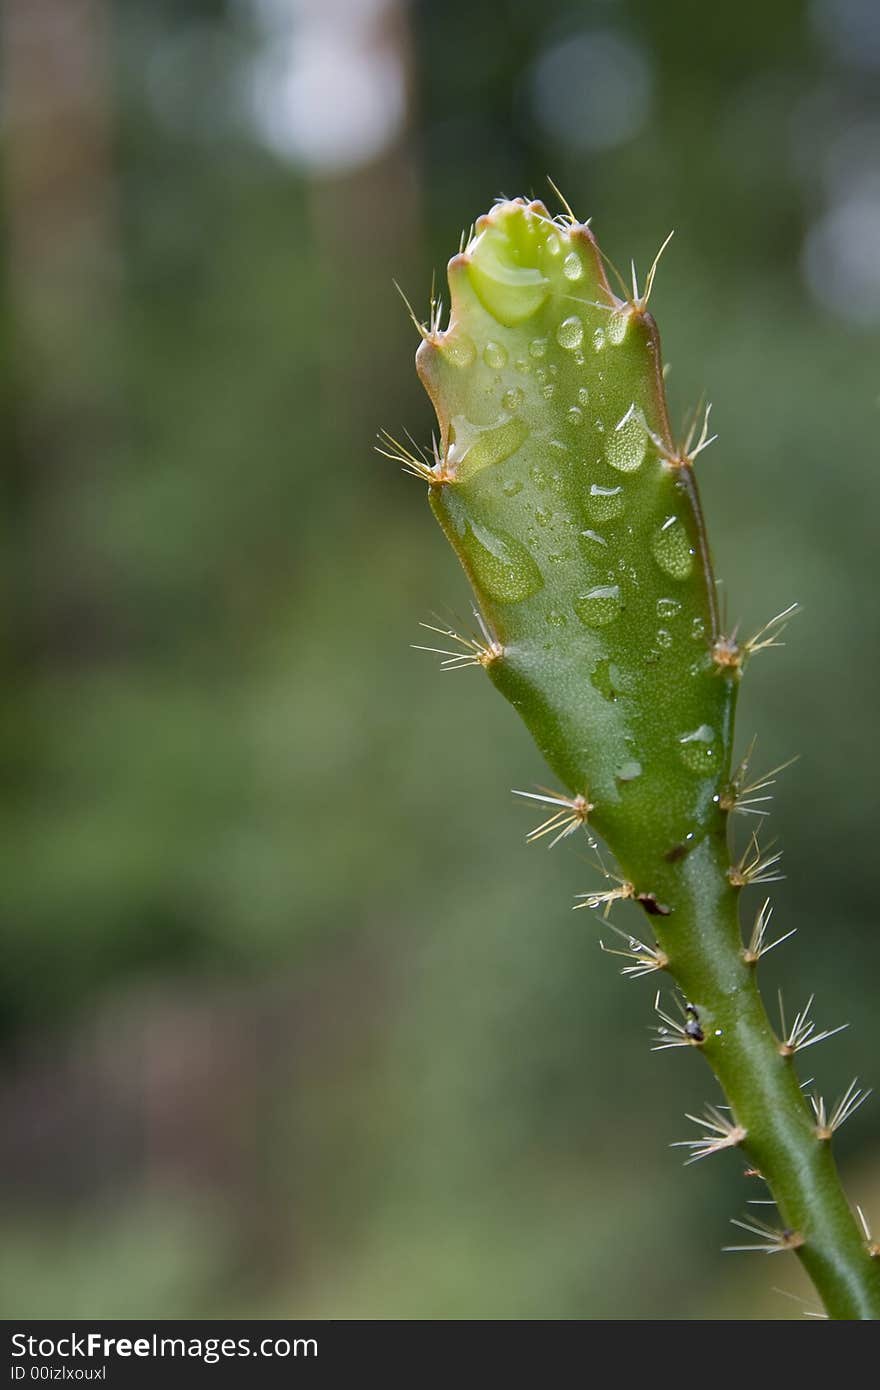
[535,507,551,527]
[547,608,567,627]
[461,521,544,603]
[563,250,583,281]
[678,724,720,773]
[442,333,477,368]
[607,308,631,345]
[691,616,706,641]
[657,597,682,619]
[545,232,561,257]
[652,516,694,580]
[529,462,548,489]
[542,382,556,399]
[502,386,524,412]
[580,528,607,548]
[557,316,584,350]
[587,483,625,521]
[590,657,620,701]
[593,327,606,352]
[567,406,583,426]
[574,584,623,627]
[529,336,548,359]
[483,340,508,369]
[501,476,523,497]
[577,386,590,406]
[450,414,529,480]
[656,627,673,649]
[617,759,643,782]
[606,410,646,473]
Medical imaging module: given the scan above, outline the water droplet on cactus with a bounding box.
[450,414,528,480]
[442,333,477,367]
[652,516,694,579]
[502,386,524,412]
[577,386,590,406]
[574,584,623,627]
[545,232,561,257]
[529,337,548,359]
[606,410,646,473]
[557,316,584,350]
[501,476,523,497]
[580,528,607,548]
[587,483,625,521]
[590,657,619,701]
[461,521,544,603]
[607,308,631,345]
[592,327,606,352]
[483,340,508,369]
[656,627,673,649]
[691,616,706,641]
[542,382,556,399]
[678,724,720,773]
[529,462,548,488]
[562,250,583,281]
[547,608,567,627]
[567,406,583,426]
[617,759,643,782]
[657,597,682,619]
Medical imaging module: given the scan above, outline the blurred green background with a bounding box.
[2,0,879,1320]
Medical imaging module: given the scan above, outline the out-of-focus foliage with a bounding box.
[1,0,878,1319]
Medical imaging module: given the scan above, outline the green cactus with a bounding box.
[387,196,880,1319]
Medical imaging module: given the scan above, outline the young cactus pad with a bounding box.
[395,197,880,1319]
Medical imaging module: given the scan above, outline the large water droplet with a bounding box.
[587,483,625,521]
[450,414,529,480]
[616,759,642,782]
[574,584,623,627]
[678,724,720,773]
[462,521,544,603]
[563,251,583,281]
[606,409,646,473]
[441,333,477,367]
[652,516,694,579]
[483,340,508,369]
[590,657,620,701]
[607,308,631,345]
[557,316,584,350]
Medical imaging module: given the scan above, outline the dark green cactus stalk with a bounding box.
[389,197,880,1319]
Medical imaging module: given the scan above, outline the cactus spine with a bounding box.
[392,197,880,1319]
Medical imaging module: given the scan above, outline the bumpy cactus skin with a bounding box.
[404,199,880,1319]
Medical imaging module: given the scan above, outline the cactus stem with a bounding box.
[598,922,668,979]
[728,831,785,887]
[810,1080,872,1140]
[671,1105,748,1164]
[413,613,503,670]
[777,991,848,1056]
[512,787,595,849]
[651,991,705,1051]
[724,1215,805,1256]
[742,897,797,965]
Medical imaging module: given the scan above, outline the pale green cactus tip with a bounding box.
[386,195,880,1320]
